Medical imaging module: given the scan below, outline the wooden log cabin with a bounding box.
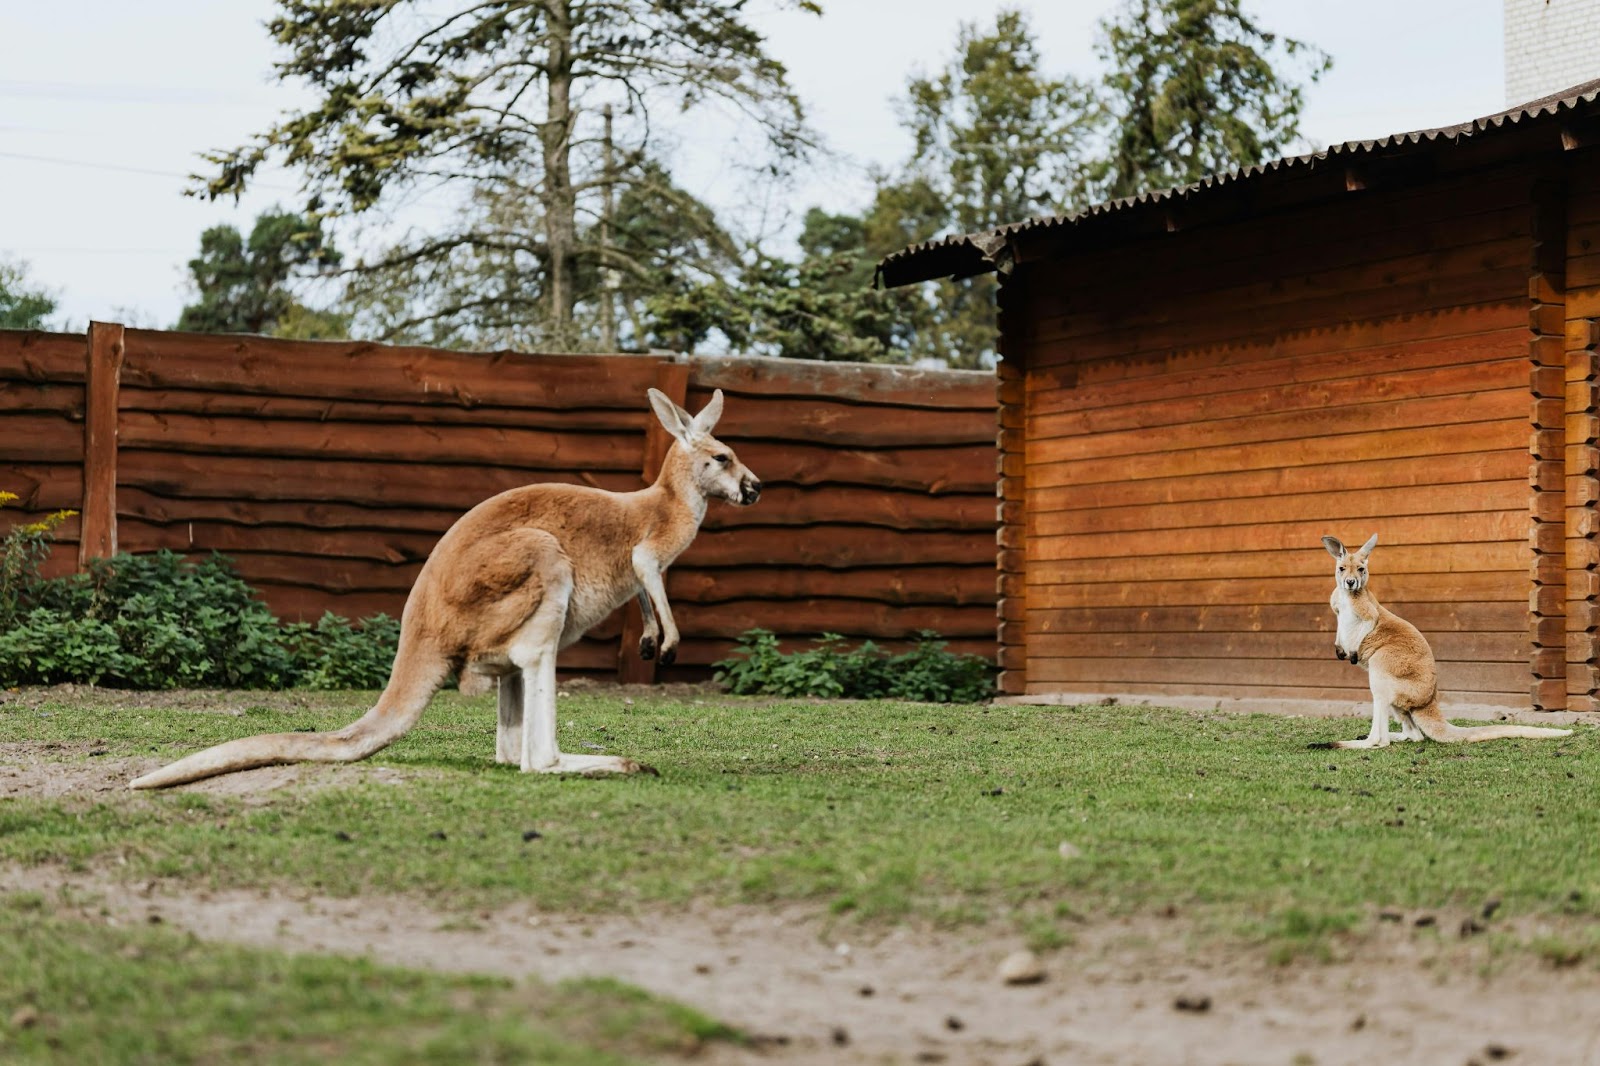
[878,79,1600,715]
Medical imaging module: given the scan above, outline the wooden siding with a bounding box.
[0,330,87,577]
[1009,163,1547,708]
[0,328,996,679]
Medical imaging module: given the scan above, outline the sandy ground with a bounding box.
[4,742,1600,1064]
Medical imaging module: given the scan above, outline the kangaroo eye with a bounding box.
[713,454,730,465]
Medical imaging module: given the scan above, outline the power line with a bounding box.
[0,149,296,192]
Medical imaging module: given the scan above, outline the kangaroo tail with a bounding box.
[129,644,449,790]
[1411,701,1572,744]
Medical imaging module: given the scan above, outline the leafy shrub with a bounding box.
[714,629,994,703]
[284,612,402,690]
[0,495,402,690]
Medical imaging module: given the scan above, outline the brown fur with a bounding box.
[1322,534,1572,747]
[131,389,759,789]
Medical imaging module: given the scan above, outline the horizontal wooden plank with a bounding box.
[1028,384,1526,461]
[682,526,996,569]
[1026,419,1527,489]
[1025,602,1525,635]
[699,394,994,446]
[1034,232,1531,347]
[1026,327,1525,421]
[1029,450,1528,514]
[116,484,995,536]
[1030,302,1525,394]
[662,638,995,669]
[688,355,993,408]
[121,330,665,409]
[1030,356,1524,445]
[1018,680,1525,707]
[119,520,993,573]
[1029,513,1524,565]
[1030,542,1524,590]
[0,381,84,418]
[1030,479,1526,535]
[0,463,83,511]
[676,599,997,640]
[1024,655,1526,694]
[116,451,644,511]
[667,565,996,606]
[117,387,647,432]
[1029,571,1526,608]
[0,330,84,383]
[118,410,644,472]
[1031,270,1529,367]
[1024,630,1526,664]
[0,411,83,463]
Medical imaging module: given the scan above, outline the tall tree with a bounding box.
[1087,0,1331,201]
[0,257,58,331]
[202,0,817,349]
[177,209,344,336]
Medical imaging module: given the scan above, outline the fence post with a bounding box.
[617,357,691,683]
[78,321,125,569]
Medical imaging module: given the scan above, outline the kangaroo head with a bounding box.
[649,387,762,506]
[1321,533,1379,592]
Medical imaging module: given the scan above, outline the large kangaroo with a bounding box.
[1321,534,1571,748]
[131,388,761,789]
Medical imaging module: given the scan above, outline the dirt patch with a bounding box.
[5,863,1598,1066]
[0,744,420,803]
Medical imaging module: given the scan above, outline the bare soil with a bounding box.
[4,739,1600,1064]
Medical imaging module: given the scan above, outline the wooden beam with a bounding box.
[78,321,124,568]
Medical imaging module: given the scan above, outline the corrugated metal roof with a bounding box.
[876,77,1600,288]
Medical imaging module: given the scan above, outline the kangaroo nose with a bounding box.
[742,477,762,505]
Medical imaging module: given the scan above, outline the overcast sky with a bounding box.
[1,0,1506,329]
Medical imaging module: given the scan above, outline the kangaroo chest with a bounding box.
[1331,590,1377,669]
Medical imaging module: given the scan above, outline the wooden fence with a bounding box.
[0,325,997,680]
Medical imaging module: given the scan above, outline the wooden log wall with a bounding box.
[0,327,996,680]
[1012,162,1545,707]
[1564,151,1600,709]
[0,330,87,576]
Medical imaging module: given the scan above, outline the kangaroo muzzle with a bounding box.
[739,476,762,505]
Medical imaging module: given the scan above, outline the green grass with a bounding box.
[2,691,1598,961]
[0,891,734,1065]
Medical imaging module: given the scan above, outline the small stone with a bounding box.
[1058,840,1083,860]
[1481,899,1502,921]
[1413,914,1436,928]
[998,949,1045,985]
[1173,994,1212,1013]
[1378,909,1404,922]
[857,984,874,997]
[1460,918,1486,938]
[694,963,712,975]
[831,1026,850,1046]
[834,942,851,957]
[521,829,543,842]
[10,1005,39,1030]
[1484,1044,1512,1060]
[1351,1014,1366,1031]
[944,1014,965,1031]
[430,830,447,841]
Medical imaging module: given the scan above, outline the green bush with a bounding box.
[714,629,994,703]
[0,495,400,691]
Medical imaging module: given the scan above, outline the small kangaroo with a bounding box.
[131,388,760,789]
[1321,534,1572,748]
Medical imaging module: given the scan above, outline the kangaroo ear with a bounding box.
[688,388,724,439]
[1358,533,1379,558]
[1321,536,1346,559]
[648,388,691,443]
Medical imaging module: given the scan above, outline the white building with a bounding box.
[1505,0,1600,104]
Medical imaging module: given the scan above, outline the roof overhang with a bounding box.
[876,78,1600,289]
